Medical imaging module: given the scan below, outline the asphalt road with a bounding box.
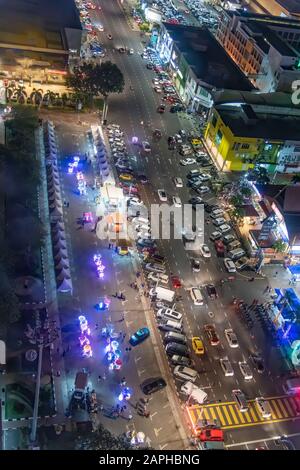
[39,0,300,451]
[88,0,300,448]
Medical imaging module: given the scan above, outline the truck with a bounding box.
[149,286,175,303]
[73,372,88,401]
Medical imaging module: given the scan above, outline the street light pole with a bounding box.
[30,343,43,444]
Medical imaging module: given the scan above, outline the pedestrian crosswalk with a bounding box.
[187,395,300,430]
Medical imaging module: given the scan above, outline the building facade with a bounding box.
[156,23,253,111]
[216,10,300,92]
[247,0,300,18]
[204,91,300,172]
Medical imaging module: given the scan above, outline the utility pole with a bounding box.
[26,313,59,446]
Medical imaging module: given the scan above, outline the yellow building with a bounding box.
[203,92,300,172]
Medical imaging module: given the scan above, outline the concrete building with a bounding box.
[216,10,300,92]
[204,90,300,172]
[246,0,300,18]
[156,23,253,111]
[0,0,82,83]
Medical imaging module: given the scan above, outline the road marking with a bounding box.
[154,427,162,437]
[226,431,300,448]
[150,411,158,420]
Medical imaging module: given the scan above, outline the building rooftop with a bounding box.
[162,23,254,91]
[213,90,300,109]
[277,0,300,14]
[215,101,300,140]
[225,9,300,57]
[0,0,81,50]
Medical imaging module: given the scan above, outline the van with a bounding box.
[179,146,193,156]
[164,331,187,345]
[255,397,272,419]
[232,389,248,412]
[227,240,241,251]
[147,254,165,265]
[165,342,189,356]
[173,366,198,382]
[158,319,183,332]
[148,272,169,284]
[157,308,182,321]
[149,286,175,303]
[187,169,201,179]
[132,216,149,226]
[144,263,166,273]
[190,287,204,306]
[228,248,246,261]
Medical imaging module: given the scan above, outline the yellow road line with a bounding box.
[243,411,252,423]
[290,397,299,415]
[228,405,239,424]
[234,407,246,423]
[270,400,283,419]
[221,406,233,425]
[277,399,289,418]
[202,407,211,421]
[220,415,300,430]
[210,407,217,421]
[283,398,294,416]
[215,406,226,426]
[248,405,258,422]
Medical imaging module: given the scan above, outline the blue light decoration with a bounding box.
[118,387,131,402]
[76,171,87,195]
[78,315,92,358]
[95,297,110,311]
[93,253,105,279]
[105,336,123,370]
[132,136,138,144]
[68,156,80,174]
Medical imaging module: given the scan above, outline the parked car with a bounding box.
[204,324,220,346]
[141,377,167,395]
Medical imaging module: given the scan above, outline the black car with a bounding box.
[141,377,167,395]
[250,354,265,373]
[146,63,154,69]
[206,284,218,299]
[189,196,203,205]
[170,355,192,367]
[170,105,184,113]
[137,174,148,184]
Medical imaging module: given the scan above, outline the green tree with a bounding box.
[140,22,150,32]
[239,185,252,199]
[74,424,132,450]
[291,174,300,184]
[272,239,288,253]
[230,194,244,207]
[66,61,125,120]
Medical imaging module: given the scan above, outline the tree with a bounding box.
[140,22,150,32]
[273,239,288,253]
[239,185,252,199]
[230,194,244,208]
[291,174,300,184]
[74,424,132,450]
[228,206,245,225]
[66,61,125,120]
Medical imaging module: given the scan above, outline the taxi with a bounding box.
[119,173,133,182]
[192,336,205,355]
[191,138,202,146]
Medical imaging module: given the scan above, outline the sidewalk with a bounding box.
[262,263,300,298]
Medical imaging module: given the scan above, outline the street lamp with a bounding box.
[27,316,59,445]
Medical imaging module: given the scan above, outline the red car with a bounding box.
[172,276,182,289]
[204,324,220,346]
[198,428,224,442]
[214,239,225,257]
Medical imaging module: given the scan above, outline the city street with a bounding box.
[3,0,298,451]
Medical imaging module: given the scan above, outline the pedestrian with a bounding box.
[56,370,61,377]
[136,271,140,278]
[103,372,106,380]
[98,375,102,382]
[128,414,133,420]
[62,350,66,357]
[121,377,126,386]
[108,243,111,249]
[56,347,60,354]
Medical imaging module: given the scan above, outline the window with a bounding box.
[211,115,217,128]
[215,130,223,146]
[241,143,249,149]
[232,142,240,150]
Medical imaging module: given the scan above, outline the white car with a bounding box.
[172,196,182,208]
[199,244,211,258]
[225,328,239,348]
[210,209,224,219]
[142,141,151,152]
[220,357,234,377]
[173,177,183,188]
[197,186,210,194]
[255,397,272,419]
[213,217,226,227]
[239,361,253,381]
[219,224,231,234]
[180,382,208,404]
[148,272,169,284]
[224,258,236,273]
[158,189,168,202]
[154,86,162,93]
[128,197,144,206]
[180,158,196,166]
[129,48,134,54]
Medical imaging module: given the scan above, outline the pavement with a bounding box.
[3,0,300,451]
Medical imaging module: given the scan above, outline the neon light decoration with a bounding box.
[78,315,92,357]
[93,253,105,279]
[118,387,131,401]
